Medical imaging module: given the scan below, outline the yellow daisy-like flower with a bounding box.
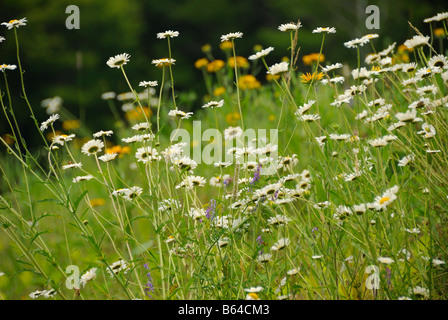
[238,74,261,90]
[398,44,413,53]
[206,60,225,73]
[106,145,131,157]
[300,72,324,84]
[62,119,80,131]
[227,56,249,69]
[213,86,226,96]
[434,28,445,38]
[225,112,241,125]
[201,44,212,53]
[90,198,106,207]
[194,58,209,69]
[125,106,151,121]
[219,40,233,50]
[302,53,325,66]
[266,74,281,81]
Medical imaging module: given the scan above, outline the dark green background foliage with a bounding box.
[0,0,446,142]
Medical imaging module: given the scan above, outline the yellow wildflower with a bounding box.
[62,119,80,131]
[220,41,233,50]
[238,74,261,90]
[227,56,249,69]
[206,60,225,73]
[194,58,209,69]
[300,72,324,84]
[302,53,325,66]
[213,86,226,96]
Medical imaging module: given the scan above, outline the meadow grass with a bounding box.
[0,15,448,300]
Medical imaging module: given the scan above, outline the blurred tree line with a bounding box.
[0,0,446,146]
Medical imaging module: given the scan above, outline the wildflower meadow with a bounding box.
[1,9,448,302]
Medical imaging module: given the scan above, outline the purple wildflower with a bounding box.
[143,263,155,298]
[256,235,264,246]
[205,199,217,220]
[250,163,262,184]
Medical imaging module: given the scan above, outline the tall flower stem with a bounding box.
[231,39,244,131]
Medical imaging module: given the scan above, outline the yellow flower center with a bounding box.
[379,197,390,205]
[9,19,19,24]
[247,293,259,300]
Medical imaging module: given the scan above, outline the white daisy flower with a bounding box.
[224,126,243,140]
[352,67,371,80]
[122,186,144,201]
[29,290,42,299]
[52,134,76,146]
[277,154,299,170]
[362,33,379,41]
[398,154,415,167]
[373,185,399,210]
[202,99,224,109]
[80,268,97,288]
[344,37,369,48]
[214,161,232,168]
[244,286,264,293]
[395,109,419,122]
[81,139,104,156]
[416,85,438,96]
[101,91,116,100]
[428,54,448,70]
[296,100,315,115]
[152,58,176,67]
[62,162,82,170]
[287,268,300,275]
[329,133,351,141]
[248,47,274,60]
[312,27,336,34]
[378,256,395,264]
[168,109,193,119]
[139,80,158,87]
[297,114,321,122]
[93,130,113,138]
[432,259,446,266]
[156,30,179,39]
[98,153,118,162]
[322,63,343,72]
[278,22,302,32]
[106,53,130,68]
[410,286,429,299]
[172,156,197,172]
[404,35,429,49]
[40,114,60,132]
[132,122,151,131]
[417,123,436,139]
[135,146,160,163]
[267,215,291,226]
[1,18,27,29]
[176,175,206,189]
[0,63,17,72]
[378,42,397,56]
[270,238,290,251]
[257,253,272,263]
[106,259,130,277]
[188,208,206,220]
[73,175,94,183]
[267,62,289,75]
[220,32,243,42]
